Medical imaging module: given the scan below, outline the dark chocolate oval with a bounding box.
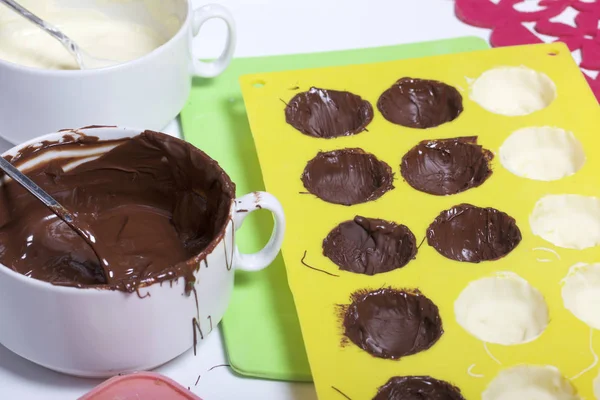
[323,216,417,275]
[426,203,522,262]
[377,78,463,129]
[301,148,394,206]
[285,87,374,138]
[343,288,443,359]
[373,376,465,400]
[401,136,493,196]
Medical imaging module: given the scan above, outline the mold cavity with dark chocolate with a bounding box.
[285,87,374,139]
[301,148,394,206]
[323,216,417,275]
[377,78,463,129]
[341,288,443,359]
[373,376,465,400]
[0,131,235,293]
[426,204,522,263]
[401,136,493,195]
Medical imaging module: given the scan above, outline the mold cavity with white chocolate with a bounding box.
[483,365,580,400]
[530,194,600,250]
[500,126,585,181]
[470,66,556,116]
[562,263,600,329]
[454,273,549,345]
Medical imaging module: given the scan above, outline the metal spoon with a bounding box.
[0,157,109,281]
[0,0,116,69]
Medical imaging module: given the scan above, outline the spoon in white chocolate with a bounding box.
[0,0,117,69]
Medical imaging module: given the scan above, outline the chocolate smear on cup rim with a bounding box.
[0,130,236,294]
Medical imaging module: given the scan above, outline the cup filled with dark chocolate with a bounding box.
[0,126,285,377]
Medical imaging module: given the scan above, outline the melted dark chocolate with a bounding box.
[373,376,465,400]
[401,136,493,196]
[323,216,417,275]
[285,87,373,139]
[301,148,394,206]
[342,288,443,359]
[377,78,463,129]
[426,203,522,262]
[0,131,235,292]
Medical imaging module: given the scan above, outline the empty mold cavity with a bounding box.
[562,263,600,329]
[454,273,548,345]
[483,365,580,400]
[530,194,600,249]
[500,126,585,181]
[470,66,556,116]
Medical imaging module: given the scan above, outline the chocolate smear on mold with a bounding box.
[285,87,374,139]
[401,136,493,195]
[323,216,417,275]
[373,376,465,400]
[426,203,521,262]
[341,288,443,359]
[0,130,235,293]
[301,148,394,206]
[377,77,463,129]
[332,386,352,399]
[301,250,339,277]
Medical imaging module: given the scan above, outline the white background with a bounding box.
[0,0,583,399]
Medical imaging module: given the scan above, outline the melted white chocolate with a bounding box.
[500,126,585,181]
[483,365,580,400]
[470,66,556,116]
[0,2,170,70]
[530,194,600,250]
[454,272,549,345]
[562,263,600,329]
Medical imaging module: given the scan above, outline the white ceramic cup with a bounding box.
[0,126,285,377]
[0,0,236,144]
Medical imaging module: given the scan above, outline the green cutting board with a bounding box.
[180,36,489,382]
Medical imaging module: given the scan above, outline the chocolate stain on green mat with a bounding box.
[180,36,489,381]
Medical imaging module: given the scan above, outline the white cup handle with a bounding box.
[191,4,236,78]
[233,192,285,272]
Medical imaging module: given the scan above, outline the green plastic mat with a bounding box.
[180,36,489,382]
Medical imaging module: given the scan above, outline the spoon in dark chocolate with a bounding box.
[0,157,108,280]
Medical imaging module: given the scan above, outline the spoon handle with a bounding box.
[0,0,84,68]
[0,156,75,223]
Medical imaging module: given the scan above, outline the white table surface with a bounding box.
[2,0,578,398]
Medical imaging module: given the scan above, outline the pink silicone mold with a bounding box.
[79,372,202,400]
